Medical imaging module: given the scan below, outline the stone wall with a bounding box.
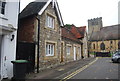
[62,38,82,63]
[37,3,61,69]
[90,40,120,53]
[82,31,88,58]
[88,17,103,39]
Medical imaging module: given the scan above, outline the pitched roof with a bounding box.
[90,24,120,41]
[19,0,64,26]
[19,2,46,19]
[77,26,86,38]
[61,27,80,42]
[62,25,87,43]
[70,26,82,38]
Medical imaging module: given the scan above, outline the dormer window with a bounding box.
[0,0,6,15]
[46,15,55,29]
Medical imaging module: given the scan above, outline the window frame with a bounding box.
[46,43,55,56]
[66,46,71,55]
[78,47,81,57]
[46,15,55,29]
[0,0,6,15]
[93,44,95,49]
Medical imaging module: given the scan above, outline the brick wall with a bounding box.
[18,16,36,43]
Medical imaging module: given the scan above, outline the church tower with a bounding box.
[88,17,103,40]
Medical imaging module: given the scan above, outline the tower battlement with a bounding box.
[88,17,103,39]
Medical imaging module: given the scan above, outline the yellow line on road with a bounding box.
[60,58,98,81]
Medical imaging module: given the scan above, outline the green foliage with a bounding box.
[64,24,75,29]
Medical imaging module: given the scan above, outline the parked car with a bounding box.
[111,51,120,63]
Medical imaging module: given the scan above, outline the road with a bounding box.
[62,57,119,80]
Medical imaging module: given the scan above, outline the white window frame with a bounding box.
[46,43,54,56]
[46,15,55,29]
[66,46,71,55]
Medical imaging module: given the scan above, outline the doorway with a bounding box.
[61,42,64,62]
[74,47,76,60]
[0,35,2,79]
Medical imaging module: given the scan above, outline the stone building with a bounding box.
[88,17,103,39]
[17,0,64,72]
[17,0,89,72]
[61,25,88,62]
[88,17,120,56]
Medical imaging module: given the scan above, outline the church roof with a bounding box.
[89,24,120,41]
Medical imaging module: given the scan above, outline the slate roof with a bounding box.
[89,24,120,41]
[19,2,46,19]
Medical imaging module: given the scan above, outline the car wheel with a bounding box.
[112,61,115,63]
[117,59,120,63]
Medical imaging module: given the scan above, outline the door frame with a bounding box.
[60,42,64,62]
[74,46,76,60]
[0,35,2,79]
[78,46,81,59]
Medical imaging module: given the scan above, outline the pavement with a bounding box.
[1,57,95,81]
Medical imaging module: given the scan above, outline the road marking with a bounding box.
[94,77,97,79]
[97,57,111,58]
[105,77,109,79]
[60,58,98,81]
[57,68,65,71]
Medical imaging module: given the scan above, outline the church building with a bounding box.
[88,17,120,56]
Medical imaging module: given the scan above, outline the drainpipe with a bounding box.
[36,16,40,73]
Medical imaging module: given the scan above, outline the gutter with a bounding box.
[36,16,40,73]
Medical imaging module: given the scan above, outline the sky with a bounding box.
[20,0,119,27]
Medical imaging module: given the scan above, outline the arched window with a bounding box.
[110,41,113,49]
[93,44,95,49]
[100,42,105,50]
[110,41,113,44]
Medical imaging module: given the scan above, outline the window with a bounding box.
[110,41,113,49]
[93,44,95,49]
[110,41,113,44]
[0,1,6,15]
[46,15,54,29]
[46,43,54,56]
[118,41,120,50]
[66,46,71,55]
[100,42,105,50]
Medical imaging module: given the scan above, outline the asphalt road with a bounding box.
[63,57,119,80]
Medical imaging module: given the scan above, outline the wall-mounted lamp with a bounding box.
[11,34,15,41]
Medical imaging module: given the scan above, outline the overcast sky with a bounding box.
[20,0,119,27]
